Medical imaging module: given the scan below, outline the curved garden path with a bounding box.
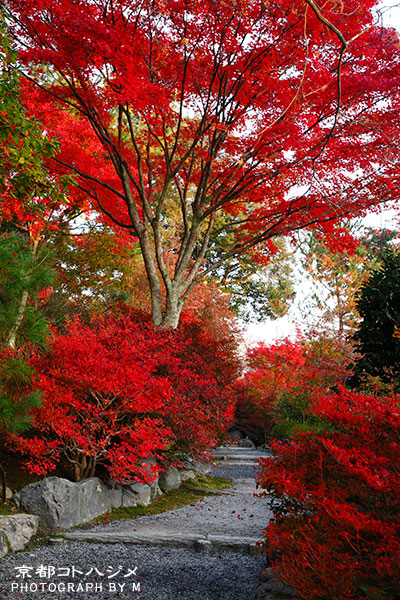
[0,449,297,599]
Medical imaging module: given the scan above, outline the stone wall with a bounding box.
[11,463,205,531]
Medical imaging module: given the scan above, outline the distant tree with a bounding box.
[42,222,136,327]
[299,225,398,335]
[235,333,353,442]
[206,235,295,322]
[351,248,400,391]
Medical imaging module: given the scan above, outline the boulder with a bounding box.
[179,468,196,482]
[105,487,123,509]
[238,437,256,449]
[121,482,151,507]
[158,467,182,492]
[0,514,39,556]
[0,530,9,558]
[12,477,112,529]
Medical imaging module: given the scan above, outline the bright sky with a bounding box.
[244,3,400,346]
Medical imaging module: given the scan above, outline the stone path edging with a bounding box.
[61,530,260,554]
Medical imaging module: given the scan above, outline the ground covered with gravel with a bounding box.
[80,461,271,539]
[209,461,263,481]
[0,542,265,600]
[0,458,270,599]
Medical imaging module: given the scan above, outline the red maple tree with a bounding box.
[235,334,352,441]
[11,310,238,481]
[5,0,400,327]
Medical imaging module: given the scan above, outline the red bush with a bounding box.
[235,335,352,442]
[257,388,400,599]
[12,312,238,482]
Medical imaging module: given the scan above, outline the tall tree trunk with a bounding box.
[136,229,164,327]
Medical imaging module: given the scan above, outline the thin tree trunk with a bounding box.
[0,463,6,503]
[6,237,39,349]
[7,290,29,349]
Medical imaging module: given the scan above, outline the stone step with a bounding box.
[61,530,261,555]
[214,446,271,453]
[214,457,263,463]
[212,454,270,463]
[212,447,272,462]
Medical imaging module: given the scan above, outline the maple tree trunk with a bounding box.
[82,456,96,480]
[139,225,187,329]
[72,455,97,481]
[73,455,88,482]
[142,255,164,328]
[136,226,165,328]
[160,293,182,330]
[73,463,81,482]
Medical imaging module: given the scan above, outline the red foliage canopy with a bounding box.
[6,0,400,326]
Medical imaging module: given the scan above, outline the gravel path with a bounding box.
[0,458,269,600]
[77,461,271,539]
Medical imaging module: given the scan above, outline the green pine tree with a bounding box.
[351,248,400,392]
[0,230,56,500]
[0,16,61,500]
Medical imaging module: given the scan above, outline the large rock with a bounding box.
[179,468,196,482]
[0,530,9,558]
[121,482,151,507]
[12,477,112,529]
[0,514,39,556]
[158,467,182,492]
[105,486,123,509]
[238,437,256,449]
